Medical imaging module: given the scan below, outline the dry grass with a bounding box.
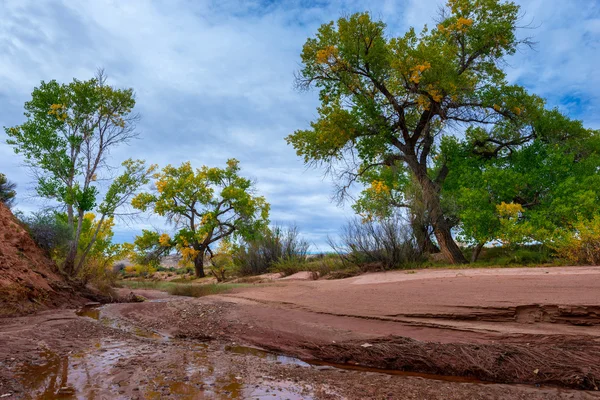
[118,280,246,297]
[310,336,600,390]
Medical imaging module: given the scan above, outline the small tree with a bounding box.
[5,71,154,275]
[132,159,270,278]
[0,173,16,208]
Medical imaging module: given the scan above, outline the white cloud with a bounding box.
[1,0,598,249]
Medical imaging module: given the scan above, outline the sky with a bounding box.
[1,0,599,250]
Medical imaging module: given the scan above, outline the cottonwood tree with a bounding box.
[132,159,270,277]
[287,0,548,263]
[5,71,154,275]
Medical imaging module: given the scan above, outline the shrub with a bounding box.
[78,257,119,294]
[20,211,72,254]
[332,216,423,270]
[233,224,309,275]
[0,173,16,208]
[553,216,600,265]
[134,264,157,277]
[124,265,137,275]
[272,257,306,276]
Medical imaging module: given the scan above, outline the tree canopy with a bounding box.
[5,71,154,275]
[286,0,599,263]
[132,159,270,277]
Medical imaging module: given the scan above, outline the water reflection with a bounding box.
[18,341,314,400]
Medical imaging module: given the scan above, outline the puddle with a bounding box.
[75,305,101,320]
[16,339,133,399]
[143,347,314,399]
[132,326,165,340]
[225,345,311,367]
[30,314,480,398]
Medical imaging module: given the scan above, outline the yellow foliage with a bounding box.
[159,233,171,247]
[496,202,524,218]
[48,103,68,121]
[438,16,473,35]
[180,247,200,262]
[456,17,473,29]
[493,104,502,112]
[316,46,339,65]
[409,61,431,84]
[134,264,156,277]
[553,216,600,265]
[369,180,390,194]
[417,95,431,111]
[428,88,443,103]
[155,179,167,193]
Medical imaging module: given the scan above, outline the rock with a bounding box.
[124,292,146,303]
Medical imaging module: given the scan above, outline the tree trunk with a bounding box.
[194,252,206,278]
[432,223,467,264]
[471,242,486,263]
[412,220,440,254]
[64,209,85,275]
[413,167,467,264]
[75,214,107,274]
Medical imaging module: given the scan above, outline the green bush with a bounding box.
[0,173,16,208]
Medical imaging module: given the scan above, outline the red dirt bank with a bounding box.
[0,203,85,317]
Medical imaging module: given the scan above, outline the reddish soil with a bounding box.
[0,203,86,316]
[1,266,600,398]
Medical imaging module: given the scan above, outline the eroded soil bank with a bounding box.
[2,266,600,399]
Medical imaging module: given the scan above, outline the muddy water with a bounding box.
[15,306,485,399]
[17,341,314,399]
[74,306,100,320]
[15,307,314,399]
[16,339,135,399]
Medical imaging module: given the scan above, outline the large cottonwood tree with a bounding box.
[287,0,546,263]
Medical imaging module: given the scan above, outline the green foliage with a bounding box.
[132,159,270,277]
[5,72,136,212]
[443,109,600,247]
[0,173,17,208]
[210,240,235,282]
[127,229,172,267]
[287,1,599,263]
[4,70,154,274]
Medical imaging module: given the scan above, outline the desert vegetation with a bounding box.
[2,0,600,398]
[2,0,599,291]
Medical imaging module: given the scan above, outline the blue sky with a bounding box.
[1,0,599,250]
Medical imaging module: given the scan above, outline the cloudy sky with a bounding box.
[1,0,599,250]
